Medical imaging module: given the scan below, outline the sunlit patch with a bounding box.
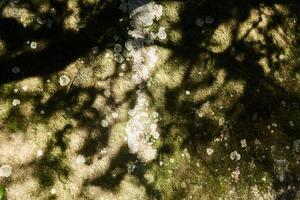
[258,57,271,75]
[63,0,81,31]
[76,155,86,164]
[0,0,299,199]
[0,39,6,56]
[208,21,235,53]
[2,6,35,27]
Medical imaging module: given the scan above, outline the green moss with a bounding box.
[0,83,15,97]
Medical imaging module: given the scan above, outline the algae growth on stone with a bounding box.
[0,0,300,199]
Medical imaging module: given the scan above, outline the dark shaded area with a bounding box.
[85,145,161,199]
[154,0,300,199]
[34,124,73,187]
[0,0,122,84]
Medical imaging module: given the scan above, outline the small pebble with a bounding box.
[114,53,124,63]
[152,112,159,118]
[240,139,247,148]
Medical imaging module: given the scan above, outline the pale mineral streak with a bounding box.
[124,0,163,162]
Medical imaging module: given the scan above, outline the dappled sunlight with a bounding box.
[0,0,300,199]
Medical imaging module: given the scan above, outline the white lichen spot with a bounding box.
[240,139,247,148]
[218,117,225,126]
[50,188,56,195]
[125,1,163,163]
[205,16,214,24]
[22,85,28,91]
[153,112,159,118]
[101,119,109,128]
[127,92,159,162]
[157,27,167,40]
[0,165,12,177]
[114,53,124,63]
[230,151,241,161]
[12,99,21,106]
[231,167,240,181]
[112,112,119,119]
[185,90,191,95]
[76,155,86,164]
[37,149,43,157]
[114,44,123,53]
[59,75,71,86]
[195,18,204,27]
[30,41,37,49]
[293,139,300,152]
[206,148,214,155]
